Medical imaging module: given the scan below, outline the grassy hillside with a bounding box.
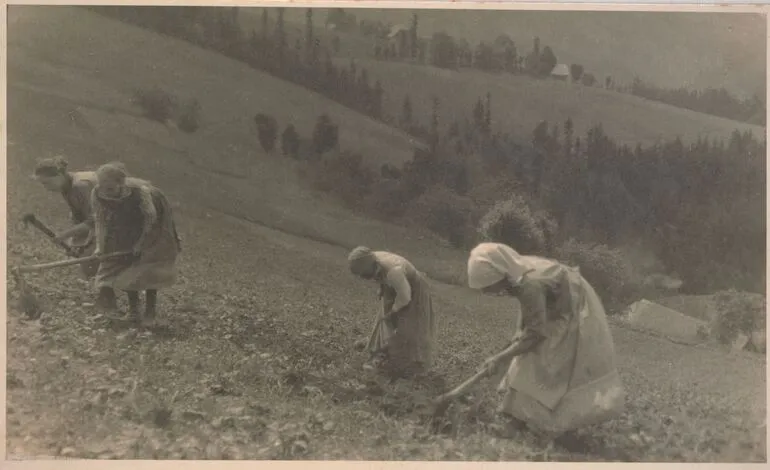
[239,7,764,146]
[333,57,765,147]
[8,5,467,284]
[5,6,767,462]
[253,7,766,98]
[8,6,423,170]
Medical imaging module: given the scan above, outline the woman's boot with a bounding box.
[142,289,157,327]
[126,290,141,325]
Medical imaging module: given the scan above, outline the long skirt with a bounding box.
[367,271,437,377]
[95,190,180,292]
[497,270,625,436]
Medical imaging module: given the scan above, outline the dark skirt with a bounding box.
[367,270,437,377]
[94,186,180,291]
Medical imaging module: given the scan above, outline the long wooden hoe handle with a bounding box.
[16,251,133,273]
[434,368,491,405]
[431,338,522,417]
[430,368,491,420]
[22,213,81,258]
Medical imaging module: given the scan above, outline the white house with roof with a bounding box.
[551,63,571,82]
[387,24,412,59]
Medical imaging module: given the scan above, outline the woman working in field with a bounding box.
[348,246,437,378]
[90,162,182,327]
[466,242,625,438]
[32,156,113,307]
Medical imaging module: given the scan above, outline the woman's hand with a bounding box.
[93,247,103,258]
[132,244,143,258]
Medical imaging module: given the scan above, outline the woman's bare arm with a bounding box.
[383,266,412,317]
[57,222,91,241]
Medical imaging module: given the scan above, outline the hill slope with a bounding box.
[333,57,765,147]
[8,5,423,170]
[239,7,765,146]
[5,6,767,462]
[257,7,766,98]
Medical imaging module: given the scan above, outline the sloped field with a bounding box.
[5,6,766,462]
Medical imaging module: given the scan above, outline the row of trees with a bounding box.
[254,112,340,159]
[378,27,579,81]
[367,11,765,125]
[629,78,766,126]
[307,86,765,298]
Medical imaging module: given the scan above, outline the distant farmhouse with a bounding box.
[551,63,571,82]
[386,24,412,59]
[377,24,431,63]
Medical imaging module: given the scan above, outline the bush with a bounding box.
[403,184,480,248]
[304,151,374,208]
[364,178,412,220]
[281,124,301,159]
[312,114,339,155]
[467,176,523,212]
[581,73,596,87]
[176,98,201,133]
[476,194,551,256]
[254,113,278,154]
[132,87,178,123]
[533,209,559,257]
[555,238,642,313]
[708,289,766,348]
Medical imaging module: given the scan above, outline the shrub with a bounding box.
[305,151,374,208]
[403,184,480,248]
[581,73,596,87]
[132,87,177,123]
[555,238,642,313]
[312,114,339,155]
[364,178,412,220]
[176,98,201,133]
[467,176,523,212]
[281,124,301,159]
[708,289,766,348]
[254,113,278,154]
[476,194,550,256]
[533,209,559,257]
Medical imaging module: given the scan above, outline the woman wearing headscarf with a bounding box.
[32,156,113,305]
[348,246,437,378]
[91,161,182,326]
[466,242,625,438]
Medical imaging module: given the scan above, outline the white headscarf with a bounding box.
[467,242,553,290]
